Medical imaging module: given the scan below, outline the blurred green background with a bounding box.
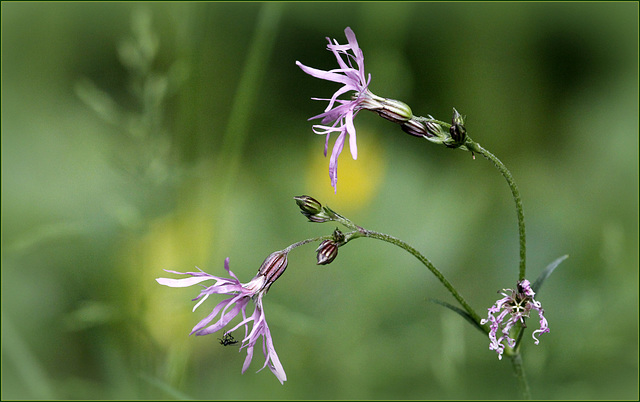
[2,2,638,400]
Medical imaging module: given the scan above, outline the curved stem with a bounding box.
[469,142,527,280]
[361,229,487,333]
[323,209,486,331]
[461,143,531,398]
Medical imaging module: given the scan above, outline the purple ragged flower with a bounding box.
[156,255,288,384]
[480,279,550,360]
[297,27,412,192]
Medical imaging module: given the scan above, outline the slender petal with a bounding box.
[156,257,287,383]
[480,279,549,359]
[297,27,372,192]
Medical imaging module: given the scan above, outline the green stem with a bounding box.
[323,208,487,331]
[468,142,527,280]
[509,351,532,399]
[359,229,487,333]
[285,235,333,253]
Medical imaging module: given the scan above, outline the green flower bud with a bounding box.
[294,195,331,223]
[425,121,446,138]
[375,98,413,123]
[358,92,413,124]
[294,195,322,214]
[446,108,467,148]
[452,108,465,126]
[332,227,345,243]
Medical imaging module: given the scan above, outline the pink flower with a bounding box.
[296,27,373,192]
[298,27,416,191]
[480,279,550,360]
[156,254,288,384]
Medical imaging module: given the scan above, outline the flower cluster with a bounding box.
[156,25,558,393]
[480,279,550,360]
[156,254,288,384]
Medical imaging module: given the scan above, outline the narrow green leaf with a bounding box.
[532,254,569,294]
[429,299,485,334]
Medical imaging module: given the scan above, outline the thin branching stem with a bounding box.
[362,229,487,332]
[321,211,488,333]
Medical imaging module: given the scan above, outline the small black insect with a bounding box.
[218,333,239,346]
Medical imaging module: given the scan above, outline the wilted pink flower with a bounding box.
[156,255,288,383]
[480,279,550,360]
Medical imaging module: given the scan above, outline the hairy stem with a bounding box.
[468,142,527,280]
[360,229,487,333]
[285,235,334,253]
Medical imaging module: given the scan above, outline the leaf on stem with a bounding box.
[532,254,569,294]
[429,298,485,334]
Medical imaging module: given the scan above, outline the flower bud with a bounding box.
[331,227,345,243]
[452,108,464,125]
[375,98,413,124]
[257,251,288,289]
[426,121,445,138]
[316,240,338,265]
[358,92,412,124]
[294,195,330,223]
[446,108,467,148]
[294,195,322,214]
[401,118,429,137]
